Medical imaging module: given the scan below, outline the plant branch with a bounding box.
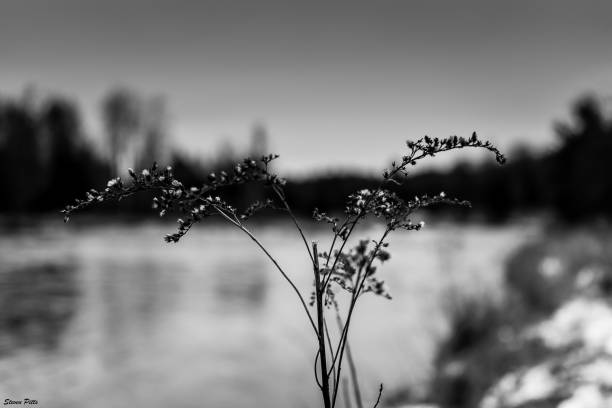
[324,318,337,392]
[373,384,383,408]
[322,216,360,291]
[331,228,391,408]
[313,242,332,408]
[214,206,319,336]
[272,185,315,265]
[314,350,323,390]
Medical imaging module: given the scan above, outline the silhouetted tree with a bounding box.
[550,96,612,221]
[34,98,109,210]
[0,101,42,211]
[102,88,141,175]
[138,95,170,169]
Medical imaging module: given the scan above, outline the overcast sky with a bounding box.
[1,0,611,174]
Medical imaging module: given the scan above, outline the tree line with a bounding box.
[287,96,612,223]
[1,88,610,223]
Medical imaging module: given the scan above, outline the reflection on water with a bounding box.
[95,259,181,365]
[0,222,535,408]
[0,262,79,354]
[211,260,268,313]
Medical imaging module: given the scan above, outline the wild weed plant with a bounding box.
[63,133,504,408]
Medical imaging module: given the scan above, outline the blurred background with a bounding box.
[1,1,612,407]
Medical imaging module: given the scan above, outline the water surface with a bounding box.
[0,221,534,407]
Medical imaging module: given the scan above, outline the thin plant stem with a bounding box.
[313,242,332,408]
[214,206,319,336]
[272,185,315,264]
[324,318,337,392]
[373,384,383,408]
[328,261,365,377]
[325,217,350,268]
[338,314,363,408]
[342,377,353,408]
[346,342,363,408]
[322,217,359,290]
[314,350,323,390]
[325,231,339,267]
